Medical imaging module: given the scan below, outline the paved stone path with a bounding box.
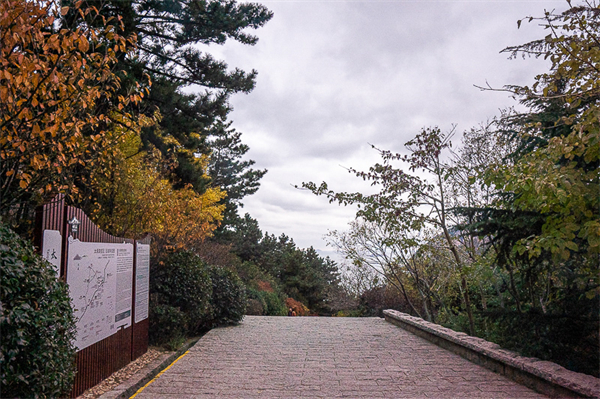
[135,316,548,398]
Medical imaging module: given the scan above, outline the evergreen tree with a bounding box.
[61,0,273,195]
[222,213,264,262]
[223,215,342,313]
[208,121,267,227]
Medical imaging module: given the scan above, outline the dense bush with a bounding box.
[148,302,188,348]
[246,288,266,315]
[0,222,76,398]
[438,305,599,378]
[246,298,264,315]
[246,287,287,316]
[150,250,250,346]
[207,266,247,327]
[360,286,411,317]
[149,250,212,344]
[261,291,287,316]
[238,263,288,316]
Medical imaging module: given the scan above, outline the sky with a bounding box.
[202,0,566,262]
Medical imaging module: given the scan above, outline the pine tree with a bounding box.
[61,0,273,194]
[208,121,267,227]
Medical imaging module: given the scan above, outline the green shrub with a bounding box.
[149,250,212,342]
[207,266,247,327]
[0,222,76,398]
[245,287,286,316]
[262,291,287,316]
[246,288,266,315]
[148,302,187,347]
[246,298,264,315]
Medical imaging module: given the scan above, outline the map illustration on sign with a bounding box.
[67,239,133,350]
[76,256,112,321]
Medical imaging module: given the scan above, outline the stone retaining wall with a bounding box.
[383,309,599,398]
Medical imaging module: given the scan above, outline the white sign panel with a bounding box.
[67,239,133,351]
[42,230,62,276]
[134,243,150,323]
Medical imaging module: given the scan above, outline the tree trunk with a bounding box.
[441,224,475,335]
[436,162,475,335]
[478,281,487,310]
[506,262,522,313]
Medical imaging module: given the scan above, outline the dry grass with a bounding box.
[76,348,165,399]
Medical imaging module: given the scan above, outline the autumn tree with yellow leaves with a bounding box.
[90,125,226,251]
[0,0,147,231]
[0,0,226,248]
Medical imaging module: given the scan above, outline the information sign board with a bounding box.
[67,239,134,350]
[135,243,150,323]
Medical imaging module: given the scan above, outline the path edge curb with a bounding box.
[383,309,599,398]
[98,338,200,399]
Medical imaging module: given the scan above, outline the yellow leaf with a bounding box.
[78,36,89,53]
[19,179,28,189]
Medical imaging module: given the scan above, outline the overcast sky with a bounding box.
[204,0,566,262]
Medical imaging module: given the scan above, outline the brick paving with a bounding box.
[134,316,548,398]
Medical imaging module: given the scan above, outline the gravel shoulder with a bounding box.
[76,348,168,399]
[76,337,201,399]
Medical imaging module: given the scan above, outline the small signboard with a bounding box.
[42,229,62,275]
[135,243,150,323]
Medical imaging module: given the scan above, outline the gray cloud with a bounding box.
[202,0,565,260]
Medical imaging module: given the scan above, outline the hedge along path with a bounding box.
[131,316,547,398]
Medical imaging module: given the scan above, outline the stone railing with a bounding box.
[383,309,599,398]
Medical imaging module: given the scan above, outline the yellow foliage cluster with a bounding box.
[91,125,226,249]
[0,0,143,209]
